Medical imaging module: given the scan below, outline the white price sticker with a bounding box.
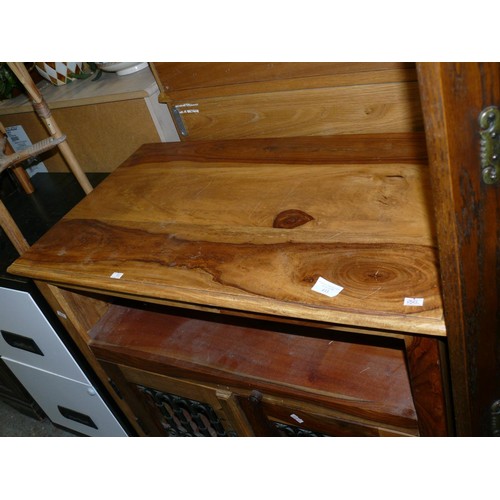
[290,413,304,424]
[110,272,124,279]
[311,277,344,298]
[404,297,424,306]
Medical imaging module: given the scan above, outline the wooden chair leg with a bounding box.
[11,165,35,194]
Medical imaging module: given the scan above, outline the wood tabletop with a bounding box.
[9,134,445,336]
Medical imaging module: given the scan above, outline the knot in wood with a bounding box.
[273,209,314,229]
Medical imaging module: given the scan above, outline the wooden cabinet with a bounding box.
[8,135,449,436]
[98,363,247,437]
[5,63,499,436]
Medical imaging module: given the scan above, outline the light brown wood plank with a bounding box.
[119,133,428,165]
[152,62,416,96]
[172,82,422,140]
[8,138,444,336]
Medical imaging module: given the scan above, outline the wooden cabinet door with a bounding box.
[417,63,500,436]
[237,390,416,437]
[99,361,252,437]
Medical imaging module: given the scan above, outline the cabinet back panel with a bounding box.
[153,62,416,95]
[152,63,422,141]
[172,82,422,140]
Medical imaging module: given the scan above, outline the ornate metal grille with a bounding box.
[273,421,326,437]
[136,385,236,437]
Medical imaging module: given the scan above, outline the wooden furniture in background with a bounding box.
[0,65,179,174]
[7,63,92,194]
[151,62,422,140]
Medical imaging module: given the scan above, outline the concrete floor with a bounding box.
[0,398,76,437]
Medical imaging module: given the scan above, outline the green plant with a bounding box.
[68,62,102,81]
[0,63,21,100]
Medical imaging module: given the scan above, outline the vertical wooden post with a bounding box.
[404,335,451,436]
[417,62,500,436]
[0,199,29,254]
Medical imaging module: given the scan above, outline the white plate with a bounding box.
[97,62,148,76]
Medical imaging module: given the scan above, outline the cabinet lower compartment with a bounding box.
[89,304,420,436]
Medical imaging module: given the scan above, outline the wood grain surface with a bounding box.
[152,62,416,96]
[169,82,423,140]
[152,63,421,141]
[9,135,444,336]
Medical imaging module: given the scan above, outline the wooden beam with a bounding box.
[417,62,500,436]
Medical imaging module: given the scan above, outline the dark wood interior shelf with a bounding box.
[89,303,419,435]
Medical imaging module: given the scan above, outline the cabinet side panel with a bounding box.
[417,62,500,436]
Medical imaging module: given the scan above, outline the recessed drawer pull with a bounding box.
[1,330,44,356]
[57,405,98,429]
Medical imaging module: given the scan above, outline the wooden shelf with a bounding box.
[89,303,418,434]
[8,134,444,336]
[0,66,159,116]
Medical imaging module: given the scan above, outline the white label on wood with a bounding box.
[177,103,199,114]
[290,413,304,424]
[311,277,344,298]
[5,125,48,177]
[56,310,68,319]
[110,272,124,279]
[403,297,424,306]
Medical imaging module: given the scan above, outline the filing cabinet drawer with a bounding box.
[2,358,127,437]
[0,287,87,382]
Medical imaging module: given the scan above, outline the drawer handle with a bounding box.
[243,390,280,437]
[1,330,44,356]
[57,405,98,429]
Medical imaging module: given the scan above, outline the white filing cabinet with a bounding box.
[0,286,128,436]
